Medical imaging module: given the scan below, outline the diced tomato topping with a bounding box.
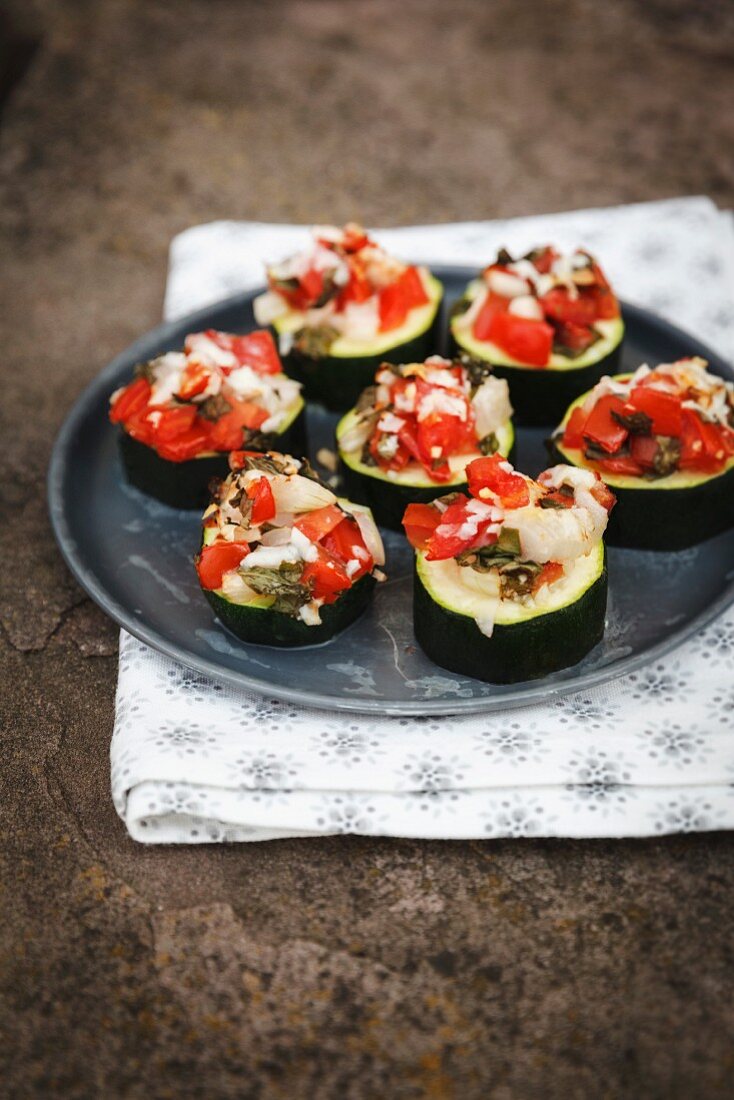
[554,320,597,354]
[176,362,211,400]
[155,424,211,462]
[293,504,346,543]
[472,292,509,342]
[155,404,199,442]
[378,266,429,332]
[109,377,151,424]
[541,489,575,509]
[196,541,250,590]
[588,284,620,319]
[322,516,373,579]
[589,479,617,512]
[629,386,683,438]
[466,454,530,508]
[629,433,659,471]
[562,406,588,449]
[424,498,500,561]
[529,246,559,275]
[540,288,598,328]
[582,395,628,454]
[486,312,554,367]
[595,454,644,477]
[402,502,441,551]
[534,561,564,590]
[207,400,269,452]
[245,477,276,526]
[301,550,352,604]
[335,258,372,310]
[232,330,282,374]
[679,409,728,473]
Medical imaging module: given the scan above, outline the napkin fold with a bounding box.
[113,197,734,842]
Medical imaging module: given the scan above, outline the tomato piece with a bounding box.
[487,312,554,367]
[208,400,269,452]
[232,330,282,374]
[425,498,500,561]
[529,246,559,275]
[629,433,659,471]
[378,267,429,332]
[582,395,629,454]
[553,321,598,354]
[155,404,199,442]
[540,288,597,327]
[293,504,346,543]
[590,479,617,512]
[472,292,509,342]
[322,516,373,578]
[196,541,250,590]
[335,258,372,310]
[176,362,211,400]
[541,489,574,509]
[301,550,352,604]
[466,454,530,508]
[588,285,620,320]
[340,225,371,252]
[110,377,151,424]
[534,561,564,590]
[596,454,644,476]
[245,477,276,526]
[402,502,441,550]
[679,409,728,472]
[155,424,211,462]
[562,406,588,449]
[629,386,683,437]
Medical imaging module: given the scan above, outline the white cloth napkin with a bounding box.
[112,197,734,843]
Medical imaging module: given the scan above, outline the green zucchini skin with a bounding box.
[203,573,376,647]
[283,313,442,412]
[549,441,734,550]
[118,411,307,510]
[413,556,608,683]
[337,438,517,532]
[449,334,622,427]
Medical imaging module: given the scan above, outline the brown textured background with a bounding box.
[2,1,734,1096]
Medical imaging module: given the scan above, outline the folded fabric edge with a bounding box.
[122,782,734,844]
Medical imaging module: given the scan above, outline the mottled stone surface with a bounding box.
[2,1,734,1096]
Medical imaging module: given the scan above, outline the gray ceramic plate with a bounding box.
[48,267,734,715]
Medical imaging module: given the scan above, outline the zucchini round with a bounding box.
[413,543,607,683]
[336,409,516,531]
[203,573,376,648]
[451,306,624,426]
[551,387,734,550]
[118,400,306,510]
[276,275,444,411]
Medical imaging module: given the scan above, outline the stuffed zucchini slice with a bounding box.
[450,245,624,426]
[403,454,615,683]
[110,329,305,509]
[336,355,515,530]
[253,223,443,411]
[550,357,734,550]
[195,451,385,647]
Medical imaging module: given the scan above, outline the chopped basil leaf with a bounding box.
[198,393,232,421]
[611,409,653,435]
[239,562,311,617]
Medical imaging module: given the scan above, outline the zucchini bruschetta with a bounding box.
[110,329,305,509]
[196,451,385,646]
[336,355,515,530]
[450,245,624,425]
[403,454,615,683]
[550,357,734,549]
[253,223,443,411]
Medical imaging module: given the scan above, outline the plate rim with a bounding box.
[47,267,734,715]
